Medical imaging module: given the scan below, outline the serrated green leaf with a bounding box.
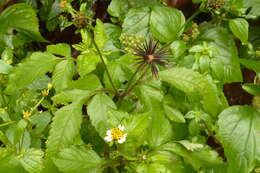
[160,67,226,117]
[47,43,71,57]
[229,18,249,44]
[53,146,104,173]
[69,74,102,91]
[0,3,45,42]
[52,59,74,92]
[122,7,150,36]
[52,89,92,104]
[19,148,44,173]
[30,112,52,134]
[161,142,224,170]
[217,106,260,173]
[107,0,128,18]
[46,99,85,157]
[87,93,117,137]
[150,6,185,43]
[94,19,108,49]
[170,40,187,58]
[164,105,186,123]
[199,27,242,83]
[77,51,100,77]
[5,52,61,94]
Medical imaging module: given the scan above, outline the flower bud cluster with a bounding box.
[182,23,200,42]
[119,34,144,54]
[207,0,226,9]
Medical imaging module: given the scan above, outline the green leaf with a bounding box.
[53,146,104,173]
[46,99,85,157]
[217,106,260,173]
[87,93,116,137]
[0,3,45,42]
[0,60,12,74]
[19,149,44,173]
[122,7,151,36]
[242,83,260,95]
[52,59,74,92]
[150,6,185,43]
[94,19,108,49]
[229,18,249,44]
[52,89,92,105]
[77,51,100,77]
[69,74,102,91]
[239,58,260,73]
[199,27,242,83]
[164,105,186,123]
[30,112,52,134]
[107,0,128,18]
[6,119,27,145]
[160,67,226,117]
[5,52,61,94]
[161,142,224,170]
[47,43,71,57]
[170,40,187,58]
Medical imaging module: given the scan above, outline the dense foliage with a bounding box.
[0,0,260,172]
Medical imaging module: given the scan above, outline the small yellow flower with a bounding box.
[41,89,49,96]
[104,125,127,144]
[47,83,53,90]
[23,111,31,119]
[59,0,67,8]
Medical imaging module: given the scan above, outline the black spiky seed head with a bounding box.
[133,38,169,78]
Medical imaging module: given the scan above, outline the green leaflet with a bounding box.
[5,52,61,94]
[46,99,86,158]
[52,59,74,92]
[0,3,45,42]
[19,148,44,173]
[53,146,104,173]
[229,18,249,44]
[217,106,260,173]
[160,67,227,117]
[150,6,185,43]
[0,60,12,74]
[87,93,117,137]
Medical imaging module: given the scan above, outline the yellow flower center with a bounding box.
[111,128,124,140]
[23,111,31,119]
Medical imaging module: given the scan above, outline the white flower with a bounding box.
[104,125,127,144]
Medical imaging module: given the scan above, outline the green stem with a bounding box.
[0,121,15,127]
[180,9,201,33]
[92,35,117,92]
[30,96,45,114]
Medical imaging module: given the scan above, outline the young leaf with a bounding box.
[87,93,116,137]
[94,19,108,49]
[77,51,100,77]
[19,149,44,173]
[164,105,186,123]
[218,106,260,173]
[68,74,102,91]
[52,59,74,92]
[47,43,71,57]
[46,99,85,157]
[229,18,249,44]
[53,146,104,173]
[150,6,185,42]
[0,3,45,42]
[5,52,61,94]
[242,83,260,95]
[160,67,226,117]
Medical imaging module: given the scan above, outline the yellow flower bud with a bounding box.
[23,111,31,119]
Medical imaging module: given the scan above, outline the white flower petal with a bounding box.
[118,125,125,131]
[106,130,112,136]
[118,133,127,144]
[104,135,112,142]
